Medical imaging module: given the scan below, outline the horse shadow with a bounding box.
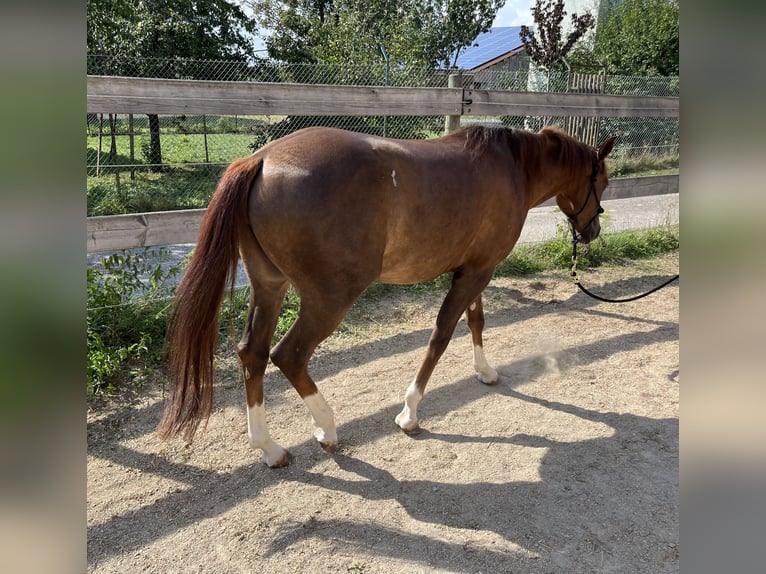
[88,275,678,571]
[259,316,679,571]
[268,390,678,572]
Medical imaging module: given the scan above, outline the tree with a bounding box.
[429,0,507,68]
[88,0,255,170]
[242,1,504,141]
[248,0,505,69]
[519,0,595,70]
[594,0,678,76]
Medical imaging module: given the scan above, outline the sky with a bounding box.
[493,0,535,27]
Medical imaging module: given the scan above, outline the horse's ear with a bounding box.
[598,137,616,160]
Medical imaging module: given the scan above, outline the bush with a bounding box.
[87,249,182,396]
[87,249,305,397]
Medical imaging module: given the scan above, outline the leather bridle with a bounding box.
[565,156,604,240]
[565,154,679,303]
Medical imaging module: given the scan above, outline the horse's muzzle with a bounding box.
[578,219,601,244]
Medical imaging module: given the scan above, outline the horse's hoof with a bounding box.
[395,413,420,434]
[263,448,291,468]
[478,372,500,385]
[319,440,338,454]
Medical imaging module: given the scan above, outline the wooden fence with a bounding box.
[86,75,679,253]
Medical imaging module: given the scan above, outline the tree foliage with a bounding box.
[519,0,595,70]
[88,0,255,59]
[247,0,505,68]
[87,0,256,170]
[87,0,138,57]
[594,0,679,76]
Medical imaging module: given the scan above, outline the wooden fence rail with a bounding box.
[87,76,678,118]
[86,76,679,253]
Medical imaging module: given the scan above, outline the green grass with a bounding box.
[87,164,222,216]
[86,132,255,215]
[86,132,255,168]
[607,152,678,178]
[409,224,680,291]
[87,129,679,216]
[506,225,678,274]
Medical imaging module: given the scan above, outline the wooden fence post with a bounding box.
[444,73,462,134]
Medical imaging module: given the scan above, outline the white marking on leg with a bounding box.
[391,169,398,187]
[395,379,422,432]
[247,403,289,467]
[473,344,499,384]
[303,392,337,450]
[469,302,477,311]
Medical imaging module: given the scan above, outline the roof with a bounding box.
[451,26,528,70]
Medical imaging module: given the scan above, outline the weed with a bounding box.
[87,249,181,396]
[219,285,301,346]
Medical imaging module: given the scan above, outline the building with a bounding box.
[450,26,529,90]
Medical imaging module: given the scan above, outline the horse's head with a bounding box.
[556,136,616,244]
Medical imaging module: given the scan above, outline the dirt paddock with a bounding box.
[87,255,679,573]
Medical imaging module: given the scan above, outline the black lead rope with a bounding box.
[568,220,679,303]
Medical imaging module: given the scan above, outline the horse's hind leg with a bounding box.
[396,268,494,432]
[270,287,365,454]
[237,238,291,467]
[237,283,289,467]
[466,295,499,385]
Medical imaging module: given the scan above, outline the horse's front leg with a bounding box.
[466,294,499,385]
[395,268,495,432]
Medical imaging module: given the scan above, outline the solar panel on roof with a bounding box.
[451,26,529,69]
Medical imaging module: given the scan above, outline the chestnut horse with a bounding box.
[158,125,615,467]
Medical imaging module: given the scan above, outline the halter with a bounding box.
[567,153,680,302]
[565,155,604,240]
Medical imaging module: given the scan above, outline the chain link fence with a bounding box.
[87,55,678,217]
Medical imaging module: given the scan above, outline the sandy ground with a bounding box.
[87,255,679,573]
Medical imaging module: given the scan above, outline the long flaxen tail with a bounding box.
[157,155,263,441]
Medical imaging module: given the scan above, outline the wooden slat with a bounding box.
[87,209,205,252]
[86,176,678,253]
[465,90,678,118]
[87,76,463,116]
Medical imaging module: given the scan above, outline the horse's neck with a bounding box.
[522,151,565,210]
[521,132,584,210]
[525,176,561,210]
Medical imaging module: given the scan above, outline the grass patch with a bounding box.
[86,132,253,215]
[495,225,679,278]
[87,164,223,216]
[87,249,184,397]
[607,152,678,178]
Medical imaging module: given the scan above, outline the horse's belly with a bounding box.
[377,266,443,285]
[377,245,462,285]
